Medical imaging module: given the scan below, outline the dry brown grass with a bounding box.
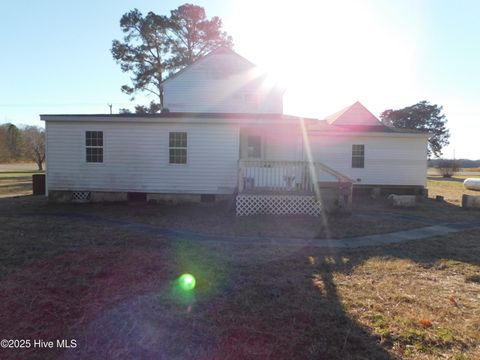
[0,195,479,359]
[427,177,480,206]
[0,172,479,358]
[67,200,422,240]
[0,179,32,197]
[0,171,475,238]
[333,233,480,359]
[0,181,31,197]
[0,170,423,239]
[0,170,42,197]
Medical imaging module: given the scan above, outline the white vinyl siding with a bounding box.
[45,118,428,194]
[162,52,283,113]
[46,121,240,194]
[309,134,427,186]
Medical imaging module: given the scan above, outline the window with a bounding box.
[352,144,365,168]
[169,132,187,164]
[247,135,262,158]
[86,131,103,163]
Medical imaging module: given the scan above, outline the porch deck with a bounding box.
[236,160,352,216]
[238,160,351,193]
[240,188,314,195]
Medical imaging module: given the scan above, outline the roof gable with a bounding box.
[325,101,382,126]
[160,47,256,86]
[160,47,284,114]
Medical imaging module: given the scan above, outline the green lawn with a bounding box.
[0,170,44,179]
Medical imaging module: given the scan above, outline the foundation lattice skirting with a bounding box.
[71,191,91,203]
[236,194,322,216]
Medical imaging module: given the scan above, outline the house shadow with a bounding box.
[212,207,479,359]
[305,257,395,359]
[204,247,398,359]
[281,229,479,359]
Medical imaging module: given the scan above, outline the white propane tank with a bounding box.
[464,178,480,191]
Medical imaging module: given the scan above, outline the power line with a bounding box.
[0,102,133,108]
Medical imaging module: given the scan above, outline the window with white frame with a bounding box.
[86,131,103,163]
[351,144,365,168]
[169,132,187,164]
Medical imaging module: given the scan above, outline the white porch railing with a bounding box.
[238,160,351,193]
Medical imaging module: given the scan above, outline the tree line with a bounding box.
[428,158,480,168]
[0,124,45,170]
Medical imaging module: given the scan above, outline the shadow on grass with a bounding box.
[291,233,479,359]
[198,222,479,359]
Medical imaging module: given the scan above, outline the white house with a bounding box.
[41,48,428,215]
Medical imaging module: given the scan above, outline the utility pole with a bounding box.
[107,104,112,114]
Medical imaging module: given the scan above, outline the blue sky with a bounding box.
[0,0,479,159]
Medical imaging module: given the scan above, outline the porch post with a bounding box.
[238,160,245,193]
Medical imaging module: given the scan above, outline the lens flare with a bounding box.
[178,273,196,291]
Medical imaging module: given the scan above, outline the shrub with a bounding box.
[437,159,459,178]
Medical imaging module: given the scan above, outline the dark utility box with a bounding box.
[32,174,46,195]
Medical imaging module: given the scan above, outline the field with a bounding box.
[427,171,480,207]
[0,163,43,197]
[0,167,479,359]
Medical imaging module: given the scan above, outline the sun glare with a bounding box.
[226,0,420,117]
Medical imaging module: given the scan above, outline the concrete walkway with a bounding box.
[51,212,480,249]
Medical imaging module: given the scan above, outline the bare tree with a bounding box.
[22,126,45,170]
[0,125,9,162]
[0,124,23,162]
[6,124,23,160]
[437,159,459,178]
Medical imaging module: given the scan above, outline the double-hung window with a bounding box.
[351,144,365,168]
[169,132,187,164]
[86,131,103,163]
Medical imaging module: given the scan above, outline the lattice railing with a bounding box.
[236,194,322,216]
